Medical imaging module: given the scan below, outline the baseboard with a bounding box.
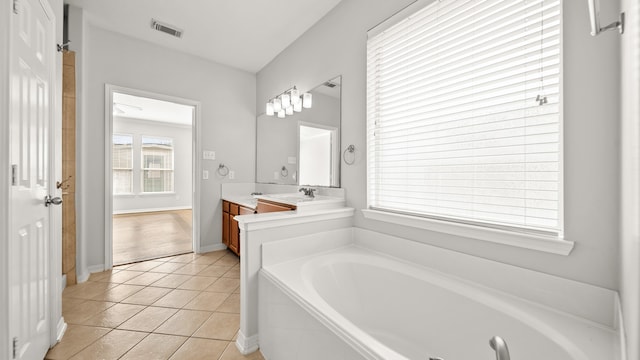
[199,243,227,253]
[235,330,259,355]
[61,274,66,291]
[113,206,192,215]
[616,293,628,360]
[55,317,67,343]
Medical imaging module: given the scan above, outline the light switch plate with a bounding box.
[203,150,216,160]
[228,171,235,180]
[203,170,209,180]
[288,156,297,164]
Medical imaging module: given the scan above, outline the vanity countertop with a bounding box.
[222,196,257,210]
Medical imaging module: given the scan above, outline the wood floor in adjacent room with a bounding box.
[113,209,193,265]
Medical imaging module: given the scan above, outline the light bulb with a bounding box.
[290,87,300,104]
[266,102,275,116]
[273,98,282,112]
[281,93,291,109]
[293,101,302,112]
[302,93,312,109]
[286,106,294,115]
[277,109,285,118]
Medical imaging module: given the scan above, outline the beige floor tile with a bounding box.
[118,306,178,332]
[90,284,145,302]
[124,271,167,286]
[79,303,146,328]
[120,333,187,360]
[93,270,146,284]
[154,309,212,337]
[192,312,239,340]
[213,256,239,267]
[150,262,188,273]
[184,292,230,312]
[216,294,240,314]
[63,281,117,300]
[45,324,110,360]
[177,276,217,291]
[64,300,115,324]
[190,256,219,265]
[113,263,133,270]
[121,286,172,305]
[87,270,116,282]
[172,263,210,275]
[151,274,192,288]
[168,253,200,263]
[61,297,87,313]
[197,265,233,277]
[126,260,165,271]
[205,278,239,293]
[69,329,147,360]
[222,265,240,279]
[200,250,227,260]
[169,338,228,360]
[153,289,200,308]
[219,342,265,360]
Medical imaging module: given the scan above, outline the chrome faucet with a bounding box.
[489,336,510,360]
[298,187,316,198]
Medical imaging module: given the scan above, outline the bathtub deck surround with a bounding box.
[233,206,355,354]
[259,228,622,360]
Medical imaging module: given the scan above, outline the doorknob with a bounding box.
[44,195,63,207]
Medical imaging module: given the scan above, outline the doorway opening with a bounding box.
[106,86,201,266]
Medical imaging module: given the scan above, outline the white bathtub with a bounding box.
[259,232,620,360]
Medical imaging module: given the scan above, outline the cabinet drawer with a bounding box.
[223,201,230,213]
[230,203,240,216]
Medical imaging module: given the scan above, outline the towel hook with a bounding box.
[280,166,289,177]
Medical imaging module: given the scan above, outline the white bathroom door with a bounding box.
[9,0,56,358]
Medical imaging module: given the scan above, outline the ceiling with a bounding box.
[113,93,194,125]
[65,0,344,73]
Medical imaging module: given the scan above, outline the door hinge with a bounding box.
[12,337,17,359]
[11,165,17,186]
[12,0,18,14]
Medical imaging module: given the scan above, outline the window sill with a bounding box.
[139,192,176,196]
[361,209,574,256]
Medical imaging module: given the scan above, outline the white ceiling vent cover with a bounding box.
[151,19,183,38]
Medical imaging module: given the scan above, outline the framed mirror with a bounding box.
[256,76,341,187]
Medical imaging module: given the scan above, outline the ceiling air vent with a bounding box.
[151,19,183,38]
[323,81,338,88]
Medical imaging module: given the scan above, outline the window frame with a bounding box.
[140,135,175,194]
[112,133,134,195]
[365,0,572,255]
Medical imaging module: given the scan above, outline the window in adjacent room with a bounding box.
[112,134,133,194]
[141,136,174,193]
[366,0,562,237]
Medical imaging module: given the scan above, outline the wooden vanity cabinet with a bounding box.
[256,199,297,213]
[222,200,257,257]
[222,198,297,257]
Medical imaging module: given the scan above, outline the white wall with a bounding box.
[620,0,640,357]
[70,21,256,272]
[112,117,192,213]
[257,0,621,290]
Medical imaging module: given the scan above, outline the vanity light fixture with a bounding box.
[266,102,275,116]
[302,92,312,109]
[266,85,312,118]
[273,97,282,112]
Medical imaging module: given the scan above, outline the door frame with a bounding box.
[104,84,202,269]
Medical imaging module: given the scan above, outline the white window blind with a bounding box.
[367,0,562,235]
[113,134,133,194]
[141,136,174,193]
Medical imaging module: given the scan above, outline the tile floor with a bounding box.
[46,250,265,360]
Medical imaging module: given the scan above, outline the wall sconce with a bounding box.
[266,86,312,118]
